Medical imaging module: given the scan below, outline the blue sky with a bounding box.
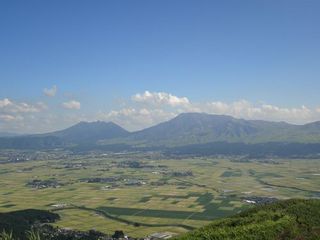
[0,1,320,133]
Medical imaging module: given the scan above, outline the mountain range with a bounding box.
[126,113,320,146]
[1,113,320,156]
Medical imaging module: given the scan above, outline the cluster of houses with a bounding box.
[26,179,62,189]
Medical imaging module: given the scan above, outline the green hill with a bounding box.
[174,199,320,240]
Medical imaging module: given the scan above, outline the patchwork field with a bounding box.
[0,153,320,238]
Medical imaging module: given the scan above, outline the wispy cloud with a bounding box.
[0,98,48,133]
[132,91,190,107]
[0,98,46,113]
[62,100,81,110]
[101,107,175,131]
[43,85,57,97]
[0,114,16,122]
[0,98,12,108]
[201,100,313,123]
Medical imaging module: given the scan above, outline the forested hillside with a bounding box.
[175,199,320,240]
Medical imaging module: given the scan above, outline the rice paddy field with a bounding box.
[0,153,320,238]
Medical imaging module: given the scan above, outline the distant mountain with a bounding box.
[46,121,129,144]
[0,121,129,149]
[1,114,320,155]
[127,113,320,146]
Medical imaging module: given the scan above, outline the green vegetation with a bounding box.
[0,209,58,240]
[175,199,320,240]
[0,230,14,240]
[26,230,41,240]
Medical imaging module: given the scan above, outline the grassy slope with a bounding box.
[174,199,320,240]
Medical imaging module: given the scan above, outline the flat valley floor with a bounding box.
[0,153,320,238]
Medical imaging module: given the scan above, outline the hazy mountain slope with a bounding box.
[167,142,320,157]
[0,121,129,149]
[47,121,129,144]
[127,113,320,146]
[131,113,258,142]
[0,135,65,150]
[0,132,20,137]
[1,114,320,150]
[174,199,320,240]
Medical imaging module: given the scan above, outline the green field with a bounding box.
[0,153,319,238]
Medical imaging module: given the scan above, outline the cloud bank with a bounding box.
[132,91,190,107]
[0,98,46,116]
[1,91,320,133]
[0,98,48,133]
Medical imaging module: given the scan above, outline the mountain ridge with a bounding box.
[1,113,320,153]
[126,112,320,146]
[45,121,129,144]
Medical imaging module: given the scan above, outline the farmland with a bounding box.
[0,153,320,238]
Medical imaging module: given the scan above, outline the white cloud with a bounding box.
[0,114,16,122]
[203,100,313,124]
[0,98,48,133]
[0,98,45,113]
[132,91,190,107]
[11,102,42,113]
[99,107,175,131]
[0,98,12,108]
[62,100,81,110]
[43,85,57,97]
